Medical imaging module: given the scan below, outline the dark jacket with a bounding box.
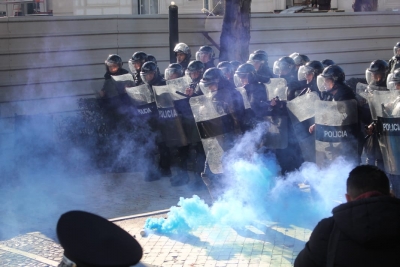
[256,64,274,84]
[321,83,356,102]
[295,196,400,267]
[204,60,216,71]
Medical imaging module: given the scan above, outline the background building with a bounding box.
[0,0,399,17]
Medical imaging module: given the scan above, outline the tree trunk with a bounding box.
[219,0,251,63]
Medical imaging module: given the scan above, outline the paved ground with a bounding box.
[0,171,313,267]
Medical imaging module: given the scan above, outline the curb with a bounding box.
[109,209,170,222]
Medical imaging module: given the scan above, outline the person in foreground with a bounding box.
[57,210,147,267]
[295,165,400,267]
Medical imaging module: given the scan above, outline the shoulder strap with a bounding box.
[326,222,340,267]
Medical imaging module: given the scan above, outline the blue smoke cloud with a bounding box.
[145,123,355,234]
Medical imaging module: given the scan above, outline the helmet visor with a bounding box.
[366,69,385,86]
[128,60,139,74]
[387,73,400,90]
[140,71,155,85]
[273,61,291,76]
[298,65,314,81]
[317,75,329,92]
[165,68,182,81]
[394,47,400,57]
[196,51,211,63]
[199,81,218,95]
[234,73,249,87]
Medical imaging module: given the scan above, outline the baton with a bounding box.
[175,91,198,97]
[364,125,371,140]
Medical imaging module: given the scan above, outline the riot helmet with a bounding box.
[290,53,310,68]
[248,51,268,71]
[317,65,345,92]
[217,61,234,81]
[253,50,268,62]
[321,59,335,68]
[199,67,222,94]
[128,51,147,73]
[298,60,324,83]
[387,68,400,90]
[164,63,184,81]
[105,54,123,74]
[140,61,159,85]
[174,43,191,64]
[273,56,296,76]
[394,42,400,59]
[234,63,257,87]
[366,59,389,86]
[146,54,157,64]
[185,60,204,82]
[196,45,215,64]
[230,61,242,72]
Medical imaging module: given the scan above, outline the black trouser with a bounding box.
[388,174,400,198]
[157,142,171,171]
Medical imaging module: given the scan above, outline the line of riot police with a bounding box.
[98,41,400,199]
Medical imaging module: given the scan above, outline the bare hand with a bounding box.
[271,98,277,107]
[185,87,194,96]
[309,124,315,134]
[366,123,374,135]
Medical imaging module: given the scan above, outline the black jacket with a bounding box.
[295,196,400,267]
[388,56,400,74]
[321,83,356,102]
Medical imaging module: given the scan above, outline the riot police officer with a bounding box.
[363,60,389,170]
[196,45,215,70]
[297,60,324,98]
[100,54,130,98]
[289,53,310,71]
[316,65,356,102]
[388,42,400,74]
[366,59,389,87]
[164,63,184,81]
[129,51,147,86]
[247,50,274,83]
[174,42,191,71]
[185,60,205,96]
[217,61,235,86]
[140,61,166,86]
[273,56,303,101]
[140,61,172,179]
[234,63,271,123]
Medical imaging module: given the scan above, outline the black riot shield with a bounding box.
[287,92,320,163]
[263,78,288,149]
[189,95,237,174]
[153,85,188,147]
[167,77,201,144]
[315,100,359,166]
[111,74,135,95]
[369,91,400,175]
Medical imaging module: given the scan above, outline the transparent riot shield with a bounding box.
[153,85,188,147]
[111,74,135,95]
[189,95,237,174]
[263,79,289,149]
[126,84,157,117]
[315,100,359,166]
[264,78,288,101]
[166,77,191,100]
[369,91,400,175]
[287,92,320,162]
[355,82,372,107]
[166,77,201,144]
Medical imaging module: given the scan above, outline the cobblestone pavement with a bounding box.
[0,211,312,267]
[0,171,313,267]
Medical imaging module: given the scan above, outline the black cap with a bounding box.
[57,211,143,267]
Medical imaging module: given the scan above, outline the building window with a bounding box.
[139,0,159,14]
